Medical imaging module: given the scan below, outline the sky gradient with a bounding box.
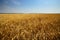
[0,0,60,13]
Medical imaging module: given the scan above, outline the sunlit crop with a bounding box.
[0,14,60,40]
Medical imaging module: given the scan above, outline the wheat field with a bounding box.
[0,14,60,40]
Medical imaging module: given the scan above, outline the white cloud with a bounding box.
[13,1,21,5]
[4,0,21,6]
[2,6,60,13]
[11,0,21,6]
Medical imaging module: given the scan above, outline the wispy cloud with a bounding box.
[13,1,21,6]
[3,0,21,6]
[2,5,60,13]
[0,0,21,13]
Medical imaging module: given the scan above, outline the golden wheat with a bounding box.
[0,14,60,40]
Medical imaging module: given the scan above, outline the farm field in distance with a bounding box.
[0,14,60,40]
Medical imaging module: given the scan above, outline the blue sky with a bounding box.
[0,0,60,13]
